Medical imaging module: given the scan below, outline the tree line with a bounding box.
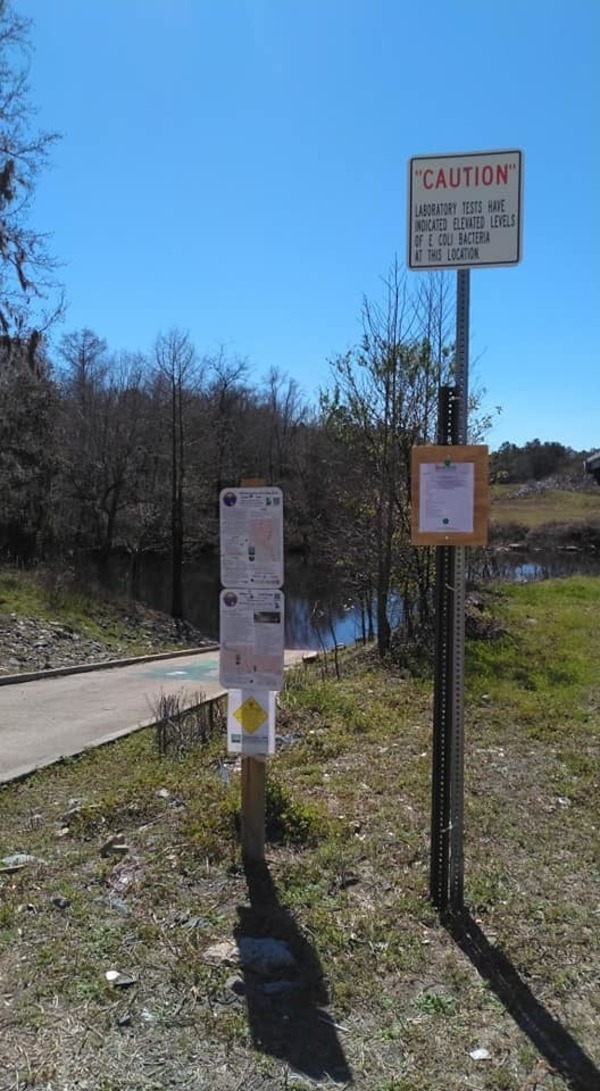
[0,0,525,658]
[3,0,592,659]
[489,439,588,484]
[0,263,473,659]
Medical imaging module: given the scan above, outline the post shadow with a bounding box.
[445,907,600,1091]
[234,859,352,1085]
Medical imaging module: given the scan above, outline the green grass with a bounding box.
[0,577,599,1088]
[467,577,600,716]
[0,566,101,621]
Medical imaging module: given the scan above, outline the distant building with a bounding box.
[584,451,600,484]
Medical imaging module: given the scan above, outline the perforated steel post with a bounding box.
[430,386,459,909]
[448,269,470,911]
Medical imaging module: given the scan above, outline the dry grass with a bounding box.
[0,579,599,1090]
[490,486,600,530]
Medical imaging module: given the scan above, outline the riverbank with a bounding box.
[1,576,598,1089]
[0,567,212,676]
[490,480,600,550]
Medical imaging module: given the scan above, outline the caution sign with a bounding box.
[227,689,275,755]
[407,149,523,270]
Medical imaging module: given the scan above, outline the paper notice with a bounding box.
[419,461,475,534]
[219,589,285,690]
[220,487,283,588]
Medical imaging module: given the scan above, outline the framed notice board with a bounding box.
[411,445,489,546]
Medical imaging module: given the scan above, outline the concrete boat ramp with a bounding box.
[0,648,310,783]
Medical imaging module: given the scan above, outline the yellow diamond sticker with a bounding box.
[233,696,268,734]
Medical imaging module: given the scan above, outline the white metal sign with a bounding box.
[219,588,285,690]
[407,149,523,270]
[219,487,283,589]
[227,688,275,755]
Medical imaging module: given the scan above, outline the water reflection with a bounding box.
[98,552,366,651]
[470,549,600,585]
[285,594,367,651]
[94,549,600,653]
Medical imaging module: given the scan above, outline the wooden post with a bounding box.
[241,754,266,863]
[240,478,267,863]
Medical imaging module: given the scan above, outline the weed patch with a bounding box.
[0,578,598,1088]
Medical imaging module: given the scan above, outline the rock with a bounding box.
[1,853,46,870]
[105,970,137,988]
[0,603,211,676]
[203,940,240,967]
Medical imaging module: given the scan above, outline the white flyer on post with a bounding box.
[219,588,285,690]
[419,461,475,533]
[219,487,283,589]
[227,689,275,755]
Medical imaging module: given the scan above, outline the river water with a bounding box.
[97,549,600,652]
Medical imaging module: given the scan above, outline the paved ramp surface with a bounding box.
[0,649,309,783]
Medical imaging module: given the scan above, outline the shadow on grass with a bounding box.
[446,908,600,1091]
[234,859,352,1085]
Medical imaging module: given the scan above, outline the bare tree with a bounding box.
[0,335,56,560]
[57,331,152,563]
[261,366,305,483]
[154,329,201,619]
[0,1,63,560]
[56,329,110,549]
[323,261,455,656]
[0,0,63,343]
[205,349,250,491]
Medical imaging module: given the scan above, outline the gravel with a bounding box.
[0,607,213,676]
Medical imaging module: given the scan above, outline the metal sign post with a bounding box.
[408,147,523,915]
[448,269,469,911]
[428,272,469,913]
[430,386,458,910]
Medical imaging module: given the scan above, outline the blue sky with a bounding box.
[19,0,600,451]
